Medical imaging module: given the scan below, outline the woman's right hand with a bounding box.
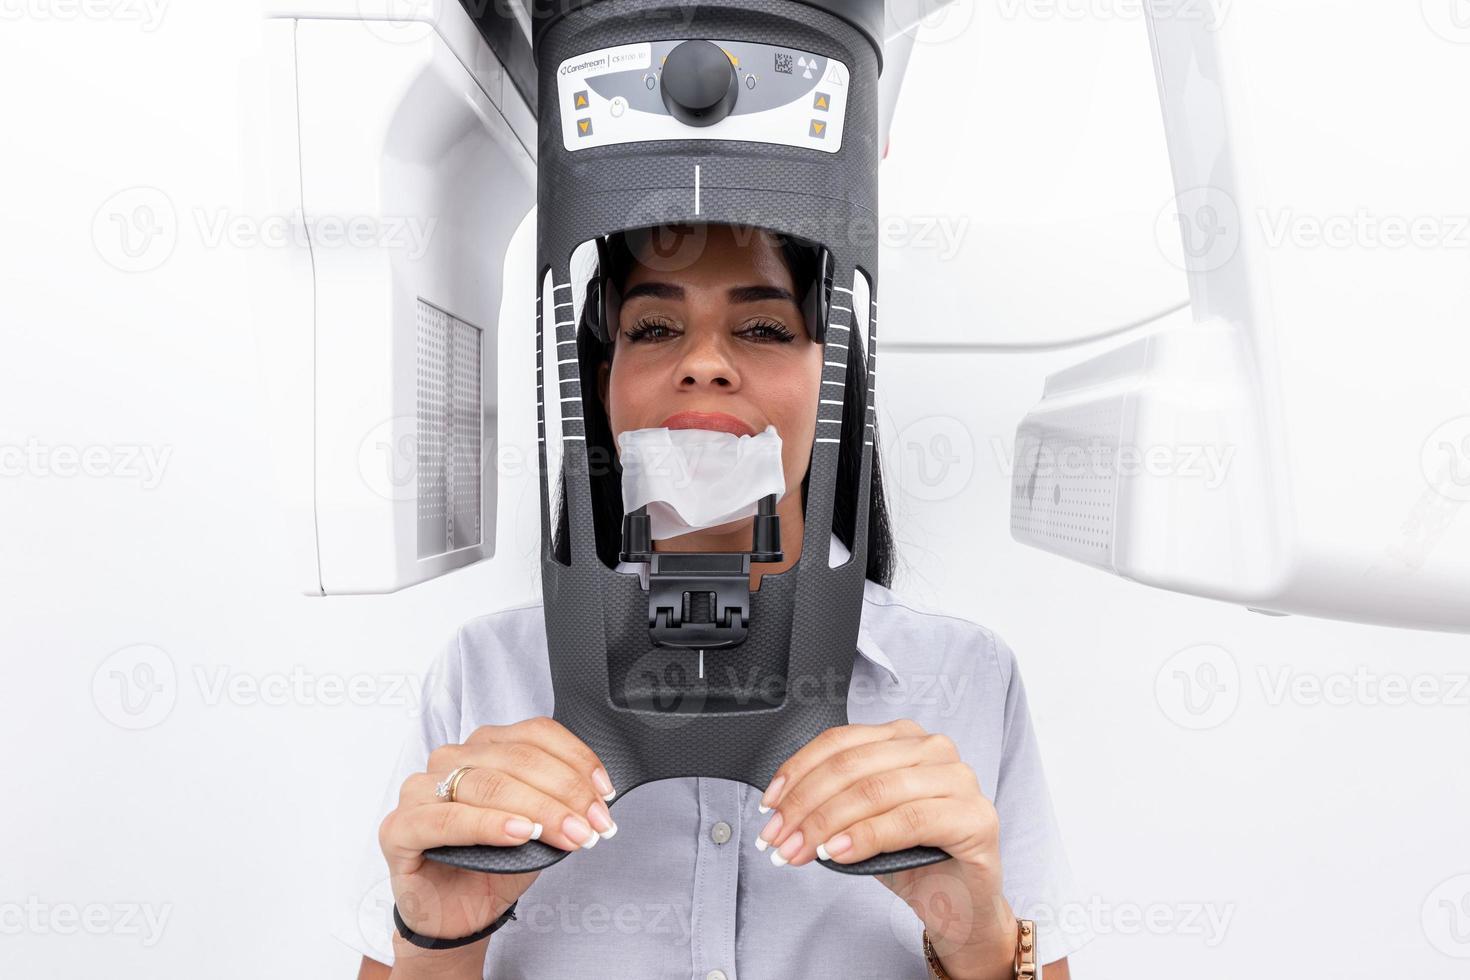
[377,716,619,953]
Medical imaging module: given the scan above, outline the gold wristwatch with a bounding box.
[922,919,1038,980]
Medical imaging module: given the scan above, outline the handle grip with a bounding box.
[816,843,950,875]
[425,839,950,877]
[425,840,571,875]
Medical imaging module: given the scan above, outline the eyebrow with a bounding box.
[619,281,799,305]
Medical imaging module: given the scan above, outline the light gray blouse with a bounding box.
[335,535,1093,977]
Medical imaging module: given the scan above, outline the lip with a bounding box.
[661,411,760,438]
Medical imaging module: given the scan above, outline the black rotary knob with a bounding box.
[659,40,739,127]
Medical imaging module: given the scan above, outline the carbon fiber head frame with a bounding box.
[428,0,949,877]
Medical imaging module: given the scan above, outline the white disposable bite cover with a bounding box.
[617,424,786,540]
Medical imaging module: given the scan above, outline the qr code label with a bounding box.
[774,52,793,74]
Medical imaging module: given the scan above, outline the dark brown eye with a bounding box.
[623,316,679,342]
[740,318,796,342]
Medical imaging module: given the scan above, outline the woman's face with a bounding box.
[596,224,823,513]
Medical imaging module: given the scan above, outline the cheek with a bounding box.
[605,358,638,436]
[773,350,824,486]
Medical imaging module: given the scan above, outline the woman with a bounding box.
[342,223,1090,978]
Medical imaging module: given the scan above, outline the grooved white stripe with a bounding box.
[819,399,843,405]
[816,437,841,443]
[823,360,845,368]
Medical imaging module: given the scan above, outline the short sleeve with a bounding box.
[329,631,466,969]
[990,631,1096,965]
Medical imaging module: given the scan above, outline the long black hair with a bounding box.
[550,223,896,588]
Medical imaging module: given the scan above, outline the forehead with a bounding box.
[624,225,792,289]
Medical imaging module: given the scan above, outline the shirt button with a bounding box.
[707,971,728,980]
[709,820,732,844]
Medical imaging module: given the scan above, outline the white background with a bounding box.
[2,2,1468,978]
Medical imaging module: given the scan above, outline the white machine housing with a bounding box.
[1011,1,1470,632]
[252,0,938,594]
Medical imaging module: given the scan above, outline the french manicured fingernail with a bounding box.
[529,821,544,840]
[593,768,616,801]
[563,814,599,848]
[505,816,536,839]
[816,834,851,860]
[588,800,618,839]
[771,830,802,867]
[759,775,786,814]
[755,811,782,851]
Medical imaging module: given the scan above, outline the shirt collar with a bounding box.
[828,533,901,684]
[616,532,900,684]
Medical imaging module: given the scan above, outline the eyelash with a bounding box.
[623,317,796,343]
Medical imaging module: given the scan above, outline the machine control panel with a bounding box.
[556,38,850,152]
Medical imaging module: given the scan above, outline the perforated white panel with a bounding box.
[1010,399,1122,570]
[417,300,482,559]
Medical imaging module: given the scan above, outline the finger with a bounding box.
[412,742,615,838]
[760,719,923,812]
[404,769,606,851]
[816,788,997,869]
[768,763,980,867]
[758,733,958,852]
[378,802,543,876]
[466,717,617,800]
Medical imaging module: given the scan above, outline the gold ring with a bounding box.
[434,765,475,803]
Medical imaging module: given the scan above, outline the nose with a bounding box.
[674,329,739,389]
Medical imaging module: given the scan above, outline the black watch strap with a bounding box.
[392,899,518,950]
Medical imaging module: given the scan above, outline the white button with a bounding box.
[610,96,627,117]
[710,820,732,844]
[706,971,728,980]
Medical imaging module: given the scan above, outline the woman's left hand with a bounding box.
[755,718,1018,980]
